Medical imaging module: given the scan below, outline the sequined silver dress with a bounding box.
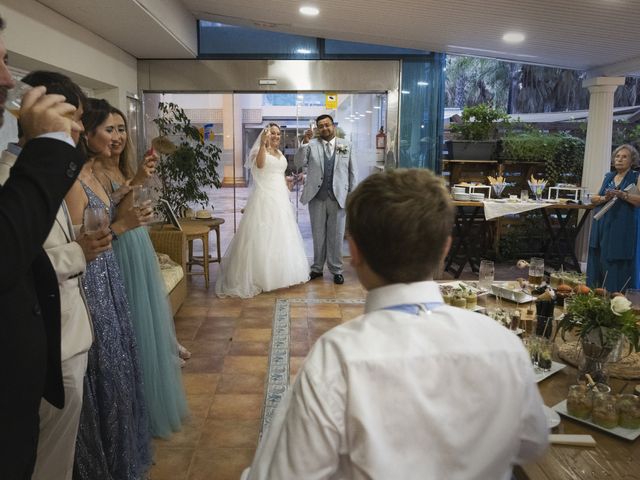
[73,182,152,479]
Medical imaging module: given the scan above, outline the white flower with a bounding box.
[610,296,632,316]
[336,145,348,155]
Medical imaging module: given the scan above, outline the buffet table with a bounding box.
[468,292,640,480]
[445,201,594,278]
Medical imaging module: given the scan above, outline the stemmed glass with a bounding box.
[492,183,507,199]
[83,207,109,234]
[528,180,547,202]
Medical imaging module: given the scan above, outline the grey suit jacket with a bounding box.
[293,137,357,209]
[0,149,92,362]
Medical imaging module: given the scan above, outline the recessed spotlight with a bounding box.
[373,106,381,109]
[502,32,525,44]
[401,90,410,94]
[297,95,304,99]
[365,110,372,114]
[299,6,319,16]
[417,81,429,86]
[296,48,312,54]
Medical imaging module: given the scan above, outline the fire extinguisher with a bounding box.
[376,127,387,150]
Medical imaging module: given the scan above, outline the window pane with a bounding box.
[325,39,429,56]
[199,21,319,57]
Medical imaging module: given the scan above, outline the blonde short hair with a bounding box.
[346,169,454,283]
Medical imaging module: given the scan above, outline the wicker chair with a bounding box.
[149,226,188,316]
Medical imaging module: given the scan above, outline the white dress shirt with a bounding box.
[322,137,336,156]
[243,281,548,480]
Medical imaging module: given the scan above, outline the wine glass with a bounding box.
[528,181,546,202]
[132,185,152,208]
[83,207,109,234]
[492,183,506,199]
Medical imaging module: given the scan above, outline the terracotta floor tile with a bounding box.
[181,373,220,396]
[290,327,309,342]
[208,394,263,420]
[307,303,342,317]
[174,318,205,342]
[149,448,194,480]
[240,306,274,318]
[185,394,216,419]
[182,339,231,357]
[340,305,365,321]
[200,316,238,328]
[223,356,268,375]
[198,418,260,450]
[289,305,308,319]
[188,448,255,480]
[216,373,266,394]
[228,341,270,356]
[235,316,273,328]
[232,328,272,343]
[153,415,205,449]
[289,317,308,328]
[308,318,342,330]
[290,341,310,357]
[207,305,242,318]
[290,356,306,376]
[182,355,225,374]
[177,306,210,317]
[194,324,235,342]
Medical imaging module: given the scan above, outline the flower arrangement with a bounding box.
[557,292,640,353]
[336,144,349,155]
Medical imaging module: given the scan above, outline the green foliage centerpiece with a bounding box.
[153,102,222,213]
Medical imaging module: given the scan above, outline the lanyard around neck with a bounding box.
[382,301,444,316]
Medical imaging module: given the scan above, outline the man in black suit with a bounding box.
[0,16,85,479]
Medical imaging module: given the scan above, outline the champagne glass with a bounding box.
[5,80,33,119]
[83,207,109,234]
[132,185,152,208]
[492,183,506,199]
[478,260,495,292]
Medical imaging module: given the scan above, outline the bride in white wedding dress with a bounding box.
[215,123,309,298]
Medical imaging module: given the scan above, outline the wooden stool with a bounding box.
[180,217,225,263]
[181,222,211,288]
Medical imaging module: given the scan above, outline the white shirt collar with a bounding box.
[364,280,443,314]
[322,137,336,149]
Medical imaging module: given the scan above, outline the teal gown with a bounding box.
[112,182,188,438]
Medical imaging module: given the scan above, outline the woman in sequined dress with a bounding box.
[64,99,153,479]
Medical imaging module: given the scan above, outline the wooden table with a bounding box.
[445,201,594,278]
[470,293,640,480]
[179,217,225,263]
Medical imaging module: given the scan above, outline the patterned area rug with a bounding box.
[260,298,365,437]
[557,341,640,380]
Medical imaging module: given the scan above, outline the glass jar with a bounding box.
[617,394,640,429]
[592,392,618,429]
[566,384,592,419]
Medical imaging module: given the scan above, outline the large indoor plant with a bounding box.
[557,293,640,383]
[153,102,222,213]
[446,103,510,160]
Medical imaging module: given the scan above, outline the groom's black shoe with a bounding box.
[333,274,344,285]
[310,271,323,280]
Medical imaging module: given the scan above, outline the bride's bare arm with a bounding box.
[256,129,269,169]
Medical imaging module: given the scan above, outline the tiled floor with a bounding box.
[149,263,367,480]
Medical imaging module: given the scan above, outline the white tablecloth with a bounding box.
[482,200,550,220]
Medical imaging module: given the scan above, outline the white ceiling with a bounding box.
[38,0,640,76]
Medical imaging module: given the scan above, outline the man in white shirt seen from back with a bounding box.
[242,168,548,480]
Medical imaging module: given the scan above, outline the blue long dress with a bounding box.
[111,181,188,438]
[586,169,639,292]
[74,183,152,480]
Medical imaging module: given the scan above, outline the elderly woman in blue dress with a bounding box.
[587,144,640,292]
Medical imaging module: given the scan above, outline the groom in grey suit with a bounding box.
[294,115,357,284]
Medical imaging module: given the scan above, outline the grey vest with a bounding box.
[315,142,336,201]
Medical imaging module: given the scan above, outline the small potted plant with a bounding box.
[446,104,510,160]
[556,292,640,383]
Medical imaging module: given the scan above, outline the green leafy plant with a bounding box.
[450,104,510,141]
[153,102,222,212]
[557,293,640,353]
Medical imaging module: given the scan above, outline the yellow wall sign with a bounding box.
[325,93,338,109]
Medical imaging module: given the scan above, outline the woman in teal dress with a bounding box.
[587,144,640,292]
[94,106,188,438]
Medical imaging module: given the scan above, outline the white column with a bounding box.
[577,76,625,267]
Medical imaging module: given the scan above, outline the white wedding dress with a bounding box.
[215,151,309,298]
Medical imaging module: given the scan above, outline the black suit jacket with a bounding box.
[0,138,84,478]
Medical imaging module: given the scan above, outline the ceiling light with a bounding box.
[502,32,525,44]
[297,95,304,99]
[417,81,429,86]
[299,6,319,16]
[365,110,372,114]
[401,90,410,94]
[373,106,381,109]
[296,48,312,54]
